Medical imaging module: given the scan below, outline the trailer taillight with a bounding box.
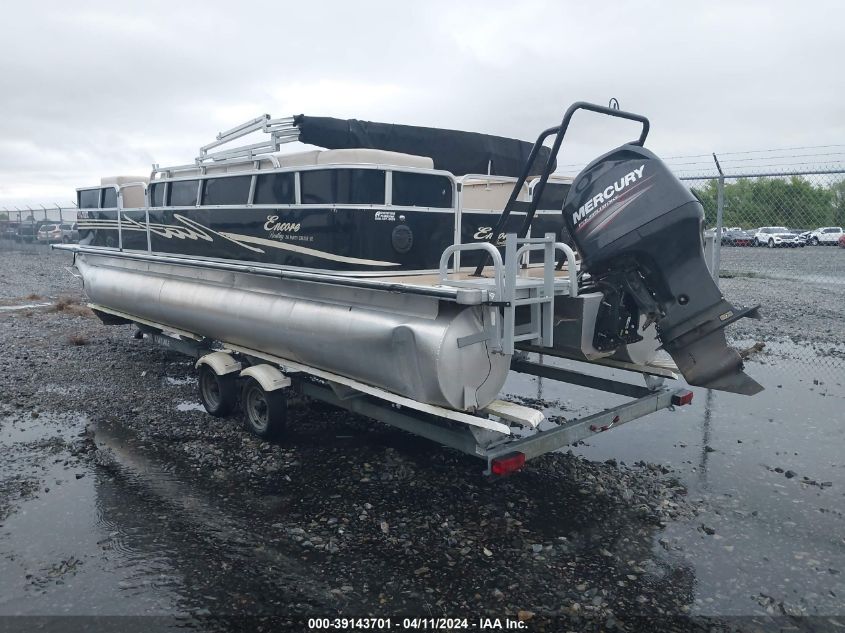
[671,390,694,406]
[490,452,526,476]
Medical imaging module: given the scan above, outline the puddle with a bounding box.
[0,410,84,447]
[175,401,204,412]
[165,376,196,386]
[732,336,845,364]
[0,410,337,620]
[0,411,178,617]
[504,343,845,616]
[0,303,51,312]
[0,411,186,617]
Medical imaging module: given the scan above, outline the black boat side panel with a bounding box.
[78,207,543,273]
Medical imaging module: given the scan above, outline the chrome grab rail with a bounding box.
[438,242,505,301]
[514,240,578,298]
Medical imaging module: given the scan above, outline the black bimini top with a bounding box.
[293,115,554,178]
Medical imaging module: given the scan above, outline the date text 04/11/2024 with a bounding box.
[306,617,529,630]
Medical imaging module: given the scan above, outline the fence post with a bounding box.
[712,153,725,287]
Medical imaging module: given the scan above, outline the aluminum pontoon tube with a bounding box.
[75,254,511,411]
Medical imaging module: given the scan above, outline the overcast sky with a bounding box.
[1,0,843,208]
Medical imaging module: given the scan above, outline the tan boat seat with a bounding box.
[316,148,433,169]
[101,175,149,186]
[461,181,529,211]
[119,183,147,209]
[275,150,321,168]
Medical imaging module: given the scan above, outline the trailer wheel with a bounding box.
[241,378,287,439]
[198,365,237,417]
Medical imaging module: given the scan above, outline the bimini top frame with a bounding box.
[197,114,300,165]
[152,113,555,180]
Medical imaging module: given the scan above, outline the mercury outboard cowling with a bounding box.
[563,144,762,395]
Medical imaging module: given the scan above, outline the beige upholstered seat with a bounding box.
[461,181,529,210]
[101,175,149,186]
[101,176,149,209]
[316,148,433,169]
[276,150,321,167]
[121,184,147,209]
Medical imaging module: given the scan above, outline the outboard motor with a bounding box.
[563,144,762,394]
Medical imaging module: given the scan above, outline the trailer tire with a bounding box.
[241,378,287,439]
[198,365,237,417]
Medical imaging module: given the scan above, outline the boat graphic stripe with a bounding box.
[80,217,401,267]
[217,232,400,267]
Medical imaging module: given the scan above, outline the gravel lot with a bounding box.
[1,245,843,632]
[719,245,844,355]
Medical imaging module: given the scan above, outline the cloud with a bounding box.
[1,0,843,206]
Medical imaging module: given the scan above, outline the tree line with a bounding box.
[691,176,845,229]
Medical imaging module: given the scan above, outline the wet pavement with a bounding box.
[0,248,843,631]
[505,351,845,618]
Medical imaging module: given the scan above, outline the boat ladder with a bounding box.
[438,233,577,355]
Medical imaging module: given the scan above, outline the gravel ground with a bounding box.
[719,245,844,355]
[0,246,842,631]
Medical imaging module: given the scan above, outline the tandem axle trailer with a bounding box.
[90,302,693,476]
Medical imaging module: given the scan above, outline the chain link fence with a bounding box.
[0,205,78,253]
[678,165,845,370]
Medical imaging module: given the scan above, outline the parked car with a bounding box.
[16,222,37,242]
[839,234,845,248]
[721,228,754,247]
[37,224,61,243]
[752,226,805,248]
[797,230,814,244]
[37,223,77,243]
[1,222,19,239]
[808,226,844,246]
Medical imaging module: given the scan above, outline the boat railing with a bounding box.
[514,239,578,297]
[438,233,576,355]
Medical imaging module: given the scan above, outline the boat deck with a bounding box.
[376,262,577,287]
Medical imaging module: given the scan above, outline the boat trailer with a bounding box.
[88,258,693,477]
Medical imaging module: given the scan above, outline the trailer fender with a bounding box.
[240,364,291,392]
[196,351,241,376]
